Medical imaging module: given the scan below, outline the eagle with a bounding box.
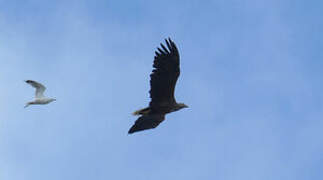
[128,38,188,134]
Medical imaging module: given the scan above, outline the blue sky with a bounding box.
[1,0,323,179]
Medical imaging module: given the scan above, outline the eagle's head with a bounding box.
[174,103,188,111]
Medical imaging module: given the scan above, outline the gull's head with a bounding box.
[50,98,57,102]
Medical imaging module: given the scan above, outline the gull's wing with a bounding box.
[25,80,46,98]
[128,114,165,134]
[149,38,180,107]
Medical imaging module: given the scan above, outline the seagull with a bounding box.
[25,80,56,108]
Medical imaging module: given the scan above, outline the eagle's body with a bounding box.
[128,38,188,134]
[133,102,187,116]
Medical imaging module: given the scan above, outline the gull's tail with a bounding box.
[24,103,30,108]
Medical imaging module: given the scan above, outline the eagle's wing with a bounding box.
[149,38,180,107]
[25,80,46,98]
[128,114,165,134]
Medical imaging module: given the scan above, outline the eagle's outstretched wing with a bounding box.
[128,114,165,134]
[149,38,180,107]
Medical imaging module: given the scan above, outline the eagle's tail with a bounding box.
[132,107,150,116]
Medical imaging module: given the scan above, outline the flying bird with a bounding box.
[128,38,188,134]
[25,80,56,108]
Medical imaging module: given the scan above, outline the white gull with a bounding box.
[25,80,56,108]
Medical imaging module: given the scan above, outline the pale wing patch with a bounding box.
[25,80,46,98]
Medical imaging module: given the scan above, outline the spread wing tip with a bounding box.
[154,37,178,56]
[128,128,135,134]
[128,125,143,134]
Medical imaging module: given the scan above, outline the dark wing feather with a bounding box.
[25,80,46,98]
[149,38,180,106]
[128,114,165,134]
